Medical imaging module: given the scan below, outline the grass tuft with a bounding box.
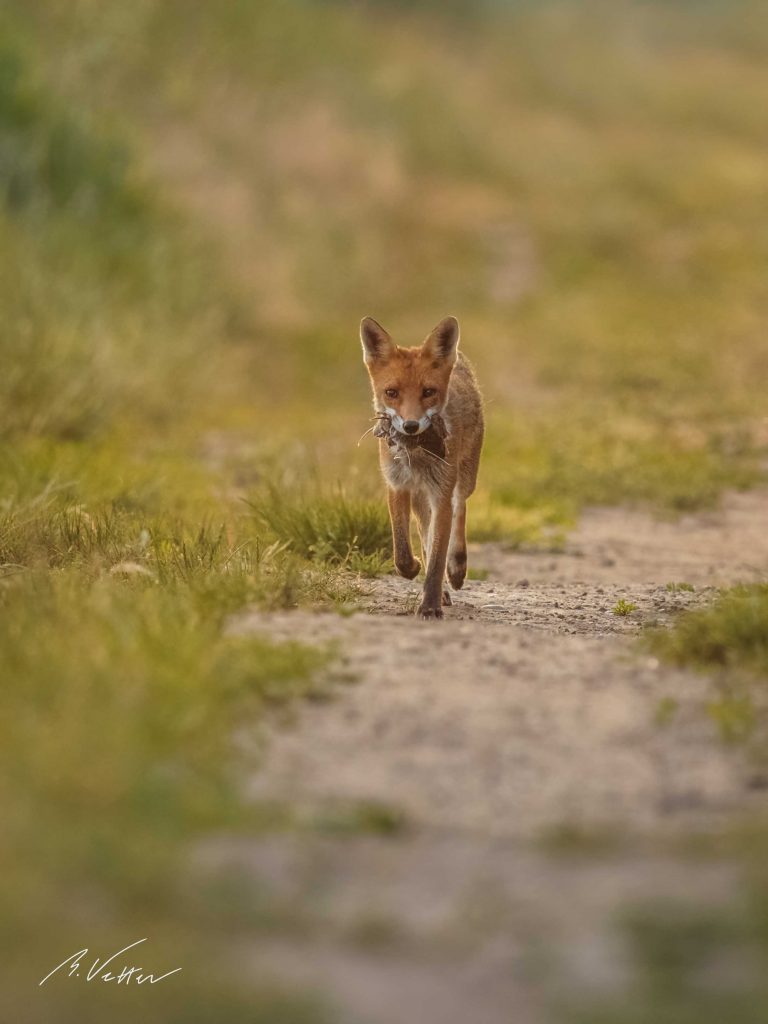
[650,585,768,676]
[248,486,391,571]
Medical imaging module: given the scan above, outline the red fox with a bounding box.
[360,316,484,619]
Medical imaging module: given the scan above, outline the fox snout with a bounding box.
[386,410,432,435]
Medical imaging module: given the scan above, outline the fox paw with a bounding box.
[395,557,421,580]
[417,603,443,620]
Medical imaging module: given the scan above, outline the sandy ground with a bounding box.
[216,490,768,1024]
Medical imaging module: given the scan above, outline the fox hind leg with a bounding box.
[447,490,468,590]
[448,439,482,591]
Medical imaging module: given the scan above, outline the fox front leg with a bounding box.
[387,487,420,580]
[417,489,454,619]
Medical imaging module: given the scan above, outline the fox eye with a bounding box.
[422,387,437,398]
[384,388,398,399]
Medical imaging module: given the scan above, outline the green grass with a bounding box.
[560,820,768,1024]
[0,24,350,1020]
[648,585,768,748]
[0,572,338,1022]
[706,693,757,744]
[0,31,227,444]
[568,889,768,1024]
[0,572,329,878]
[609,591,768,1022]
[613,598,638,617]
[5,0,767,524]
[248,486,392,573]
[650,585,768,676]
[0,36,135,215]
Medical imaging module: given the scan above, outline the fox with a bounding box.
[360,315,484,619]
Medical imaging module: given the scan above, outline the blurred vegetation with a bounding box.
[569,844,768,1024]
[649,583,768,746]
[2,0,768,1019]
[651,585,768,677]
[5,0,767,524]
[633,583,768,1021]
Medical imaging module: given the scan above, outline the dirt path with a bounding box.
[219,491,768,1024]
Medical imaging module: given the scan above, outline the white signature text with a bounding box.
[39,938,182,987]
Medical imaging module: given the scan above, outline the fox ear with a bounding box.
[360,317,395,364]
[423,316,460,365]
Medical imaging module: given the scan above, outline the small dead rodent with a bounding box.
[372,412,449,450]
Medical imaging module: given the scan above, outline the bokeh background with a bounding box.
[2,1,768,1021]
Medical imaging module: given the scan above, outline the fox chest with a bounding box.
[381,442,450,494]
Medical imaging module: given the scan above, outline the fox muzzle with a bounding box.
[384,406,439,436]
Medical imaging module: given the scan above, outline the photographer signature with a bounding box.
[39,938,181,987]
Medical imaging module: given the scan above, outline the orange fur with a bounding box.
[360,316,484,619]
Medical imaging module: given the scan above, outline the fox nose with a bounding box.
[402,420,420,434]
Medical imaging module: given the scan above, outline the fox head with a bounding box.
[360,316,460,435]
